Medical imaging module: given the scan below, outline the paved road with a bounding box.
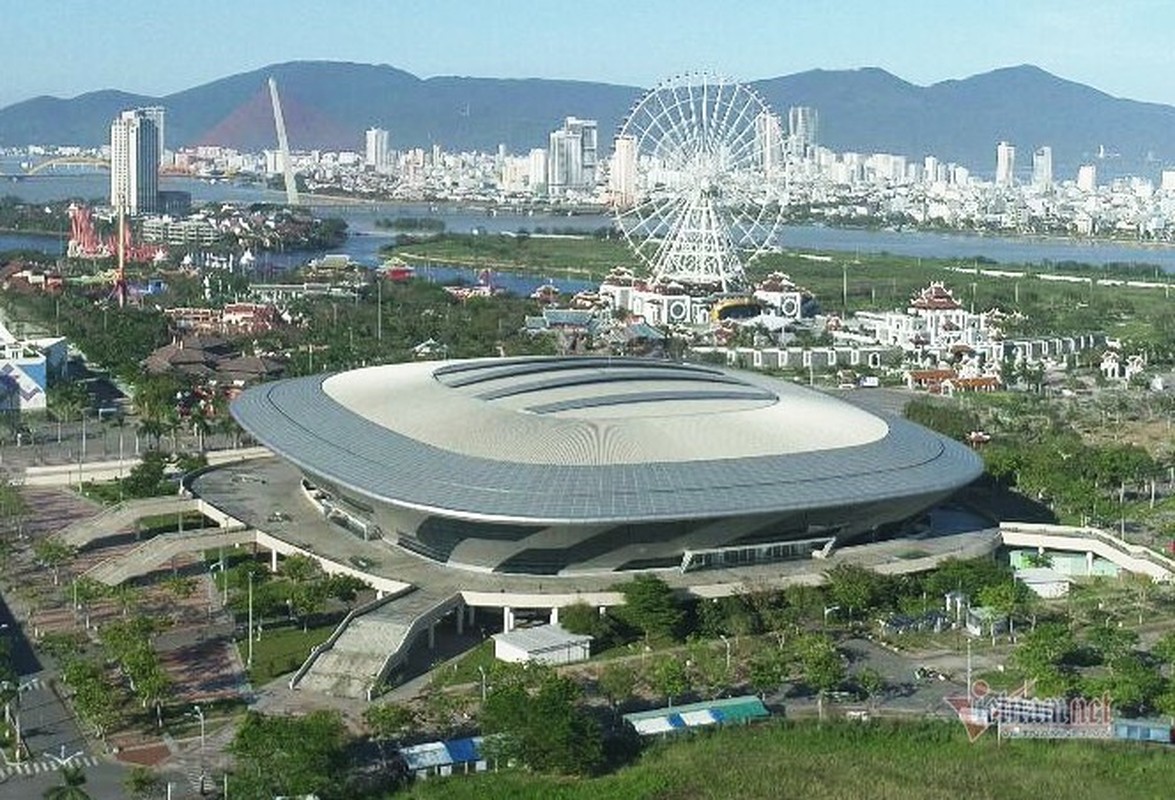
[0,595,127,800]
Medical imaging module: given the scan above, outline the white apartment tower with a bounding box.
[547,116,598,194]
[1076,164,1097,192]
[609,134,637,207]
[527,148,548,192]
[754,111,784,179]
[110,109,160,215]
[995,141,1016,186]
[365,127,391,172]
[1032,146,1053,188]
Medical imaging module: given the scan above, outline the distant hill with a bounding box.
[2,61,1174,179]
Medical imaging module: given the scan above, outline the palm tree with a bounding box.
[43,764,92,800]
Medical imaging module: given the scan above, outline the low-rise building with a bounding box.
[492,624,592,665]
[0,321,67,412]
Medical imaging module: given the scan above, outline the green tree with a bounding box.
[597,662,637,709]
[228,710,349,800]
[48,382,88,444]
[42,765,91,800]
[748,646,788,699]
[1086,653,1164,716]
[1152,631,1175,667]
[364,702,416,743]
[280,553,322,583]
[649,655,690,707]
[617,575,683,642]
[856,667,886,711]
[558,601,614,648]
[123,765,160,800]
[324,573,369,608]
[977,579,1032,642]
[1012,622,1076,695]
[0,479,28,540]
[481,667,604,775]
[1085,624,1140,665]
[686,638,730,700]
[33,538,75,585]
[120,450,171,498]
[824,563,888,619]
[797,633,845,721]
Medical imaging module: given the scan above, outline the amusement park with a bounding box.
[2,61,1175,800]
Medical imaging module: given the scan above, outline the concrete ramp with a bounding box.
[84,526,255,585]
[293,588,460,699]
[55,496,202,550]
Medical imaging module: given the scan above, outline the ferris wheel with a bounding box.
[613,73,787,293]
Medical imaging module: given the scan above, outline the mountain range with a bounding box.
[2,61,1174,179]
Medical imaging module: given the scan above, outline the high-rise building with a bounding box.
[1032,146,1053,188]
[547,117,598,194]
[110,109,160,215]
[609,134,637,207]
[1076,164,1097,192]
[527,149,547,192]
[365,127,391,172]
[995,141,1016,186]
[138,106,166,164]
[923,155,941,184]
[754,111,784,178]
[787,106,818,158]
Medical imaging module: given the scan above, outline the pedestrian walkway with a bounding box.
[165,723,236,794]
[0,753,100,781]
[293,588,461,700]
[55,496,202,550]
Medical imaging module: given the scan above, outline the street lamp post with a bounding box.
[823,605,840,630]
[192,704,206,792]
[719,634,731,671]
[477,665,487,701]
[208,563,224,615]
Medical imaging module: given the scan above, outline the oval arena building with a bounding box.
[230,357,984,576]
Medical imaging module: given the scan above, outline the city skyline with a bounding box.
[4,0,1175,111]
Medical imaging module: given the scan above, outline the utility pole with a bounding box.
[247,570,254,669]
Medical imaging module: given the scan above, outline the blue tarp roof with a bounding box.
[399,736,484,771]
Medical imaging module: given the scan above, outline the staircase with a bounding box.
[84,525,255,585]
[293,588,461,699]
[56,496,205,550]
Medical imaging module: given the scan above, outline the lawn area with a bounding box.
[399,719,1175,800]
[430,640,496,688]
[393,233,637,279]
[242,622,338,684]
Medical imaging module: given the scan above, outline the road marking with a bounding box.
[0,753,98,780]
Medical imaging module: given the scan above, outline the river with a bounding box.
[7,170,1175,274]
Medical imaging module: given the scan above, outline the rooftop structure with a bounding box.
[492,624,592,665]
[231,356,982,575]
[623,695,770,736]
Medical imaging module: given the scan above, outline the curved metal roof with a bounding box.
[231,357,984,524]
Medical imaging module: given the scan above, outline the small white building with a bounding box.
[1014,567,1073,599]
[492,624,592,666]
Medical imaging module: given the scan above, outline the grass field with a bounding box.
[390,234,1175,342]
[400,719,1175,800]
[242,621,337,684]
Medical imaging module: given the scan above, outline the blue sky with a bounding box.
[3,0,1172,109]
